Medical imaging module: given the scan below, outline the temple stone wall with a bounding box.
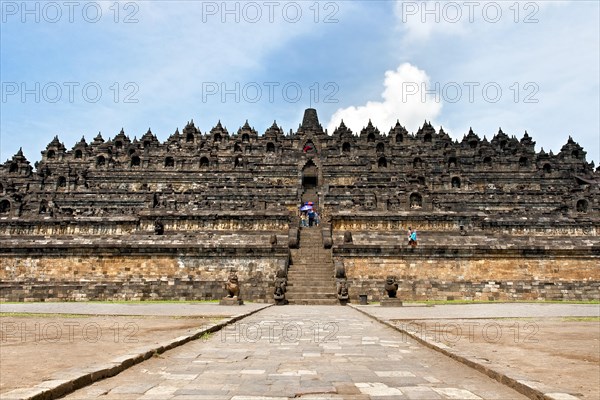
[0,252,287,302]
[338,254,600,302]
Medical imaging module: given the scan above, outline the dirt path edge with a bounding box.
[349,304,579,400]
[1,304,273,400]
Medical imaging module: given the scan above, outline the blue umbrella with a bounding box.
[300,205,313,211]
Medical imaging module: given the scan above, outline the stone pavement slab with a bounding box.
[63,305,527,399]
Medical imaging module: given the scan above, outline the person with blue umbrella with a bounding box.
[299,204,312,227]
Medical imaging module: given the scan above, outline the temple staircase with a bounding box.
[286,227,337,305]
[301,187,319,207]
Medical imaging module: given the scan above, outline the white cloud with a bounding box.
[388,0,598,164]
[394,0,571,41]
[394,0,468,41]
[327,63,442,134]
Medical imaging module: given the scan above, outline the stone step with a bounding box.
[290,257,333,267]
[287,299,340,305]
[291,264,331,268]
[287,281,333,286]
[285,292,337,300]
[287,277,333,283]
[286,279,334,286]
[288,266,333,276]
[285,290,337,300]
[285,288,335,299]
[287,271,333,277]
[288,278,333,283]
[286,276,333,281]
[287,299,338,305]
[298,241,323,246]
[293,252,331,256]
[292,252,332,256]
[288,269,331,273]
[287,284,335,293]
[290,254,332,259]
[287,271,333,276]
[290,261,333,266]
[288,268,332,273]
[291,261,332,264]
[291,250,331,256]
[291,247,328,252]
[291,250,330,255]
[290,264,330,268]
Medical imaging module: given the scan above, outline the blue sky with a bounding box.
[1,0,599,164]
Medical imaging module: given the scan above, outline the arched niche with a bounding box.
[199,157,210,169]
[131,156,141,167]
[302,159,318,189]
[409,193,423,209]
[0,199,10,214]
[576,199,589,213]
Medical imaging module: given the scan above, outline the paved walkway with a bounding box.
[63,305,526,399]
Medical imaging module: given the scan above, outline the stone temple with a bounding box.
[0,108,598,303]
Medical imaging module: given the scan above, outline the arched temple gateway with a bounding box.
[0,108,599,303]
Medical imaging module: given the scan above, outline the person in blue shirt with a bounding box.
[408,227,418,247]
[308,209,315,226]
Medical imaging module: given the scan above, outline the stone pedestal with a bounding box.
[380,298,403,307]
[220,297,244,305]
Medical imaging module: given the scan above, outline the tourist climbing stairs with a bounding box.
[286,227,337,305]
